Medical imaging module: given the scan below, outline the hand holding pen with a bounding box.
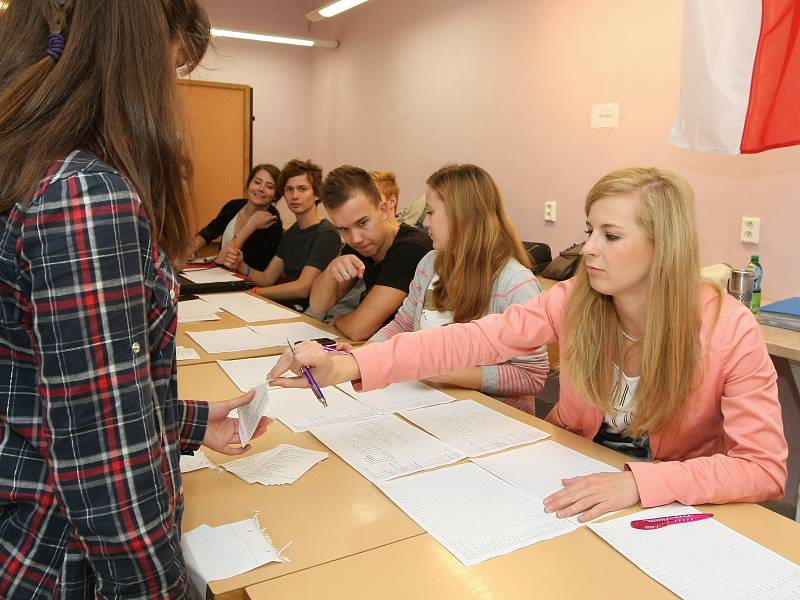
[268,340,362,391]
[287,339,327,407]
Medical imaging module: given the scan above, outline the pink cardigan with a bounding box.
[351,279,788,507]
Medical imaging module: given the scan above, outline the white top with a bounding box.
[419,275,453,330]
[604,365,640,432]
[220,212,237,249]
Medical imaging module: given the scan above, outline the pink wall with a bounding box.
[308,0,800,300]
[196,0,799,299]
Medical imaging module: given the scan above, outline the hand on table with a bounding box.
[202,390,272,455]
[543,471,640,522]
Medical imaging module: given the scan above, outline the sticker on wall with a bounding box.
[590,103,620,129]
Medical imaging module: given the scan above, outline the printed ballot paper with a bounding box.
[237,383,271,447]
[181,515,289,596]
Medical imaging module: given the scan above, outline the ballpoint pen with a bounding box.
[287,339,327,408]
[630,512,713,530]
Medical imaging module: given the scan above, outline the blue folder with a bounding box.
[760,297,800,317]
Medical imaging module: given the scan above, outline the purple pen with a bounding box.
[287,339,327,407]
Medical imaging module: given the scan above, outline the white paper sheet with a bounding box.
[337,380,455,413]
[310,414,464,482]
[176,346,201,361]
[378,462,578,566]
[266,386,377,433]
[589,505,800,600]
[472,440,619,501]
[399,399,549,457]
[180,266,242,284]
[198,293,298,323]
[186,327,272,354]
[248,322,337,349]
[237,383,271,446]
[178,298,222,323]
[221,444,329,485]
[180,449,216,473]
[181,514,289,596]
[218,356,283,392]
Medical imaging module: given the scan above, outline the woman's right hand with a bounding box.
[248,211,278,230]
[267,341,361,388]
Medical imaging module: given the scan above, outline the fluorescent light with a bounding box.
[210,28,339,49]
[306,0,369,22]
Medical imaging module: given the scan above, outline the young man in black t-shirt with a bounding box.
[307,166,432,341]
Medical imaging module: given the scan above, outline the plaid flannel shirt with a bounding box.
[0,150,209,598]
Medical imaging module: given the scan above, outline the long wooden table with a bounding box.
[177,285,800,599]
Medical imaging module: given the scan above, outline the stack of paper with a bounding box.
[589,505,800,599]
[221,444,329,485]
[337,380,455,413]
[399,399,550,457]
[180,449,216,473]
[378,462,578,566]
[180,267,242,284]
[198,293,298,323]
[237,383,271,446]
[310,414,464,482]
[178,298,221,323]
[181,515,289,595]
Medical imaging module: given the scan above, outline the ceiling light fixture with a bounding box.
[306,0,370,22]
[211,28,339,49]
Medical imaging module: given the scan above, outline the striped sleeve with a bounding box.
[371,252,433,341]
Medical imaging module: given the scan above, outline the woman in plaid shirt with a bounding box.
[0,1,270,597]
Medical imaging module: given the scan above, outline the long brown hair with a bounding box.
[427,164,530,323]
[562,167,703,436]
[0,0,210,261]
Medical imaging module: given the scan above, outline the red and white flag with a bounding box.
[670,0,800,154]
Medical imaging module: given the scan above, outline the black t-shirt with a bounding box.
[342,224,432,298]
[276,219,341,282]
[197,198,283,271]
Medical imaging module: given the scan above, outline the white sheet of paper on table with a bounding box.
[588,504,800,600]
[186,327,272,354]
[180,267,242,284]
[178,298,222,323]
[237,383,271,447]
[198,293,299,323]
[399,399,550,457]
[176,346,201,361]
[266,386,377,433]
[472,440,619,501]
[336,380,455,414]
[377,462,578,566]
[217,356,282,393]
[179,449,216,473]
[181,514,289,596]
[221,444,329,485]
[248,322,337,349]
[310,414,464,482]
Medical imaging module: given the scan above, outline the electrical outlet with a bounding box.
[740,217,760,244]
[544,201,557,223]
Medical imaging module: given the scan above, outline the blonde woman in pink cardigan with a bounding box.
[269,167,788,522]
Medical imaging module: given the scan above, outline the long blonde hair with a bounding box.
[562,167,703,436]
[427,164,530,323]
